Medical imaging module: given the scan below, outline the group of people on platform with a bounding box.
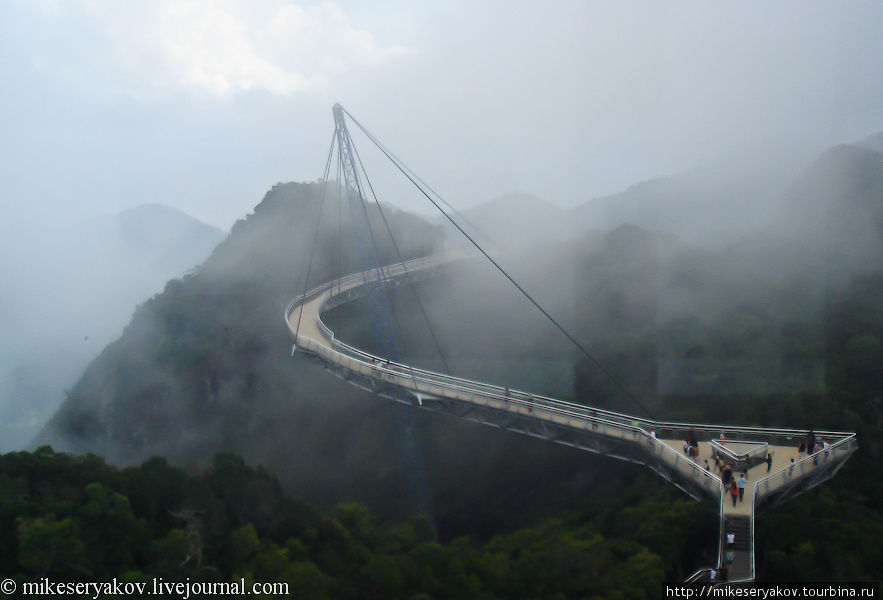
[682,429,749,507]
[682,428,700,461]
[716,458,747,506]
[798,429,830,464]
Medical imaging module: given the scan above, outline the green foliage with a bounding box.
[17,515,91,577]
[0,449,688,597]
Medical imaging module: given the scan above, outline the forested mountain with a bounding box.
[29,139,883,585]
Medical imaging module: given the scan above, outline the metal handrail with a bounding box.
[716,477,725,575]
[317,318,849,444]
[287,252,861,585]
[286,259,853,445]
[684,567,714,584]
[754,434,857,501]
[285,254,854,498]
[709,439,768,461]
[709,440,769,474]
[294,326,723,493]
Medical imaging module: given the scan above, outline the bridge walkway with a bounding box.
[286,253,858,583]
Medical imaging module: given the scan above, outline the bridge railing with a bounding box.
[754,434,857,503]
[317,312,850,450]
[709,439,769,472]
[684,475,727,583]
[294,307,723,495]
[684,568,714,584]
[290,256,853,441]
[323,327,849,450]
[286,253,853,500]
[320,316,851,451]
[307,333,723,495]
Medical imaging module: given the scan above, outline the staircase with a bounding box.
[721,514,752,580]
[723,515,751,551]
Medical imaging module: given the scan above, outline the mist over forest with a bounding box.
[3,1,883,594]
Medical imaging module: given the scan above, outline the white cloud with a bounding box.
[148,0,414,96]
[17,0,415,97]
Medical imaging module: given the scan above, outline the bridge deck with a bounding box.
[285,254,857,583]
[659,440,795,516]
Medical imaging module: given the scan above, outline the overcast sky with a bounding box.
[2,0,883,233]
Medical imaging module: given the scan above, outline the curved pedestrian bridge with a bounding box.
[285,252,857,582]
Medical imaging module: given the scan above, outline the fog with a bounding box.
[3,1,883,450]
[0,205,223,451]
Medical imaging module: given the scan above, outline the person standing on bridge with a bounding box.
[730,480,739,506]
[737,473,746,502]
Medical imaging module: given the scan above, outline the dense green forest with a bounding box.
[1,448,709,599]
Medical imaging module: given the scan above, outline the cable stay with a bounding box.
[293,129,337,346]
[349,134,453,376]
[337,105,656,419]
[340,106,495,249]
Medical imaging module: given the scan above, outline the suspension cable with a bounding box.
[340,108,656,419]
[294,130,336,342]
[351,137,454,376]
[342,107,492,244]
[332,146,344,331]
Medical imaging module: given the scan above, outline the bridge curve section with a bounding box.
[285,252,857,582]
